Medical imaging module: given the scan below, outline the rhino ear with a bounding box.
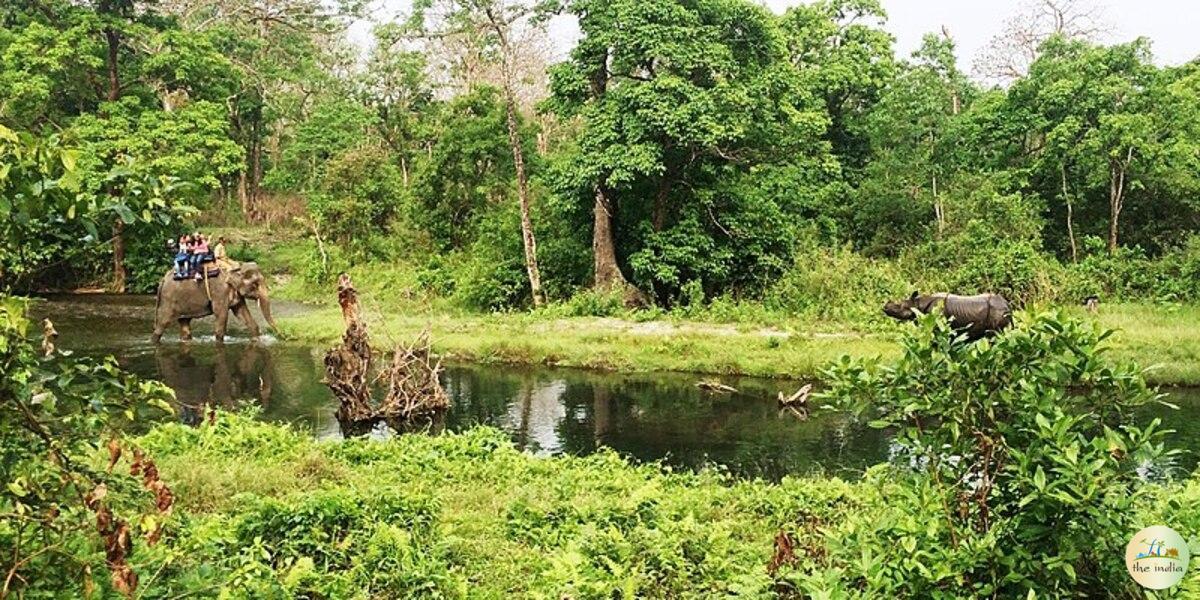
[910,291,919,300]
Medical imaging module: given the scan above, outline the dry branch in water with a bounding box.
[323,274,450,424]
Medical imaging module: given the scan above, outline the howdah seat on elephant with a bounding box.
[173,265,222,281]
[152,261,277,343]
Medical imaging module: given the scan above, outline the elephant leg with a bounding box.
[214,306,229,343]
[178,318,193,341]
[233,303,261,338]
[152,312,172,343]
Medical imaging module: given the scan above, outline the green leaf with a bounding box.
[113,203,135,224]
[7,479,28,497]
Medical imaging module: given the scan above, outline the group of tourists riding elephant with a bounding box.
[151,262,277,343]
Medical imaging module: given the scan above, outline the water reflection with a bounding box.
[153,343,274,425]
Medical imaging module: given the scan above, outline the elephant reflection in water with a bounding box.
[154,343,274,425]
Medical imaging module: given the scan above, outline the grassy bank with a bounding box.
[122,413,1199,598]
[273,304,1200,385]
[276,309,896,378]
[218,229,1200,384]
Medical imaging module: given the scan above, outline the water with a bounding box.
[26,295,1198,480]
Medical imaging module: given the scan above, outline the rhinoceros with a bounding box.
[882,292,1012,341]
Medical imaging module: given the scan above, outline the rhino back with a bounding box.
[944,294,1011,328]
[941,294,994,324]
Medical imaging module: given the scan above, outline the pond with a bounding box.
[27,294,1199,480]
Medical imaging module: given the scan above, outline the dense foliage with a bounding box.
[0,300,175,595]
[1,0,1197,311]
[821,313,1171,596]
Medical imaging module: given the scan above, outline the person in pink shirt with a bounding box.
[190,233,210,280]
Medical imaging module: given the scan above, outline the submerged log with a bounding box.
[323,274,450,426]
[696,380,738,394]
[777,384,812,421]
[777,384,811,408]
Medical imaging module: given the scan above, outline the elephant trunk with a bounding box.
[258,291,278,332]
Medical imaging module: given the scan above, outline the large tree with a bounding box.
[0,0,242,291]
[411,0,547,306]
[1010,37,1187,255]
[778,0,895,178]
[548,0,837,304]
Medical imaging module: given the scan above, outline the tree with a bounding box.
[0,0,245,290]
[69,97,240,289]
[974,0,1108,85]
[160,0,364,219]
[854,32,973,249]
[1011,37,1170,255]
[361,24,435,187]
[411,87,519,249]
[0,126,82,291]
[410,0,546,307]
[548,0,835,304]
[779,0,896,178]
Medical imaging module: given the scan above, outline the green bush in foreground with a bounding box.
[119,410,1198,599]
[0,300,176,596]
[819,312,1173,598]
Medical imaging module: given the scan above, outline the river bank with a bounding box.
[274,303,1200,385]
[198,225,1200,385]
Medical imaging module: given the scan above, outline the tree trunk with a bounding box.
[112,219,126,293]
[250,130,262,220]
[593,185,628,290]
[237,170,249,216]
[1061,164,1077,263]
[486,6,544,307]
[104,28,120,101]
[652,175,671,231]
[582,43,641,306]
[932,173,944,238]
[1107,147,1133,255]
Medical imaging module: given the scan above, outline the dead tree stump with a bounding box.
[323,274,450,427]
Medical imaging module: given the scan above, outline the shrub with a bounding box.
[308,145,407,259]
[762,237,910,322]
[0,300,175,597]
[817,311,1171,597]
[450,205,530,310]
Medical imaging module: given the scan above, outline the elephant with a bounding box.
[151,262,277,343]
[882,291,1012,341]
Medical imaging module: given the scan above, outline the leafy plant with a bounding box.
[818,311,1172,597]
[0,300,175,596]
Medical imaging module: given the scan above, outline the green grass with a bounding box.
[274,304,1200,384]
[1086,303,1200,385]
[135,412,866,597]
[277,309,898,378]
[126,413,1200,598]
